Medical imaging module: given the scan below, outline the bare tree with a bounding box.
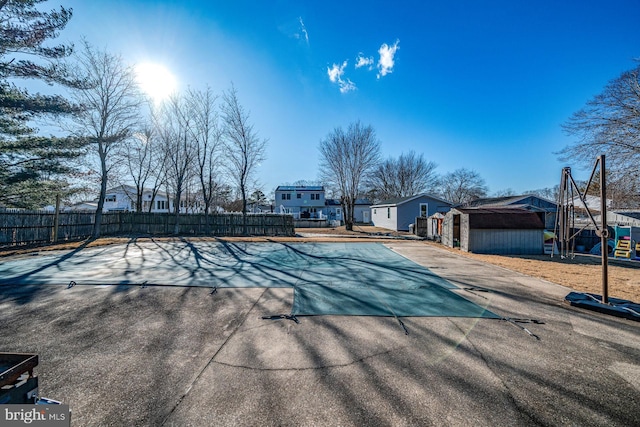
[608,174,640,208]
[523,186,559,202]
[146,133,170,213]
[561,61,640,170]
[154,93,197,234]
[574,171,640,209]
[114,127,156,212]
[221,85,267,216]
[187,87,222,230]
[70,41,140,237]
[560,62,640,208]
[492,188,516,197]
[368,151,438,201]
[319,121,381,230]
[438,168,488,205]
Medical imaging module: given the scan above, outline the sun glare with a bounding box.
[135,62,177,102]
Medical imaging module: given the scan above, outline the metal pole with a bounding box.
[599,155,608,305]
[558,168,567,257]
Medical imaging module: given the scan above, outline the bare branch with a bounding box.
[438,168,488,205]
[69,41,142,237]
[319,120,380,230]
[368,150,438,201]
[221,85,267,216]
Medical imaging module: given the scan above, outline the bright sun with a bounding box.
[135,62,177,102]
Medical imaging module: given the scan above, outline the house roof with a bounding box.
[105,185,168,198]
[106,184,137,194]
[371,193,452,208]
[66,201,98,211]
[454,207,545,229]
[568,195,612,211]
[275,185,324,192]
[612,211,640,220]
[326,198,372,206]
[464,194,556,210]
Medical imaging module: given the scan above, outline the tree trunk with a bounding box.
[93,150,108,239]
[342,198,355,231]
[173,188,182,235]
[136,185,143,213]
[241,184,247,215]
[241,184,248,235]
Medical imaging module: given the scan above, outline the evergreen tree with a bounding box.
[0,0,84,209]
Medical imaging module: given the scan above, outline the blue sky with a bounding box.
[57,0,640,197]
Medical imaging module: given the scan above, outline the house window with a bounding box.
[281,193,291,200]
[105,195,116,202]
[336,208,341,214]
[157,200,167,210]
[297,193,301,199]
[420,203,429,218]
[311,193,320,200]
[387,208,390,219]
[373,208,376,214]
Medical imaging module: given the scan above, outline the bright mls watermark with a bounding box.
[1,405,69,427]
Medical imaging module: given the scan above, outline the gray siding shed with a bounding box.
[443,207,545,254]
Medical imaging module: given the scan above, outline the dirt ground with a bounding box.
[2,225,638,302]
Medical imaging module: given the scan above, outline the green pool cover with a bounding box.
[0,241,499,319]
[283,243,498,318]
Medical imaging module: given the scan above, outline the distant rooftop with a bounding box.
[275,185,324,192]
[372,193,452,207]
[613,211,640,220]
[326,198,372,206]
[464,194,555,208]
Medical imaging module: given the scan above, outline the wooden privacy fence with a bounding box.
[0,211,295,248]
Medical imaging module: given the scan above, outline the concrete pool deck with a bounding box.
[1,240,638,426]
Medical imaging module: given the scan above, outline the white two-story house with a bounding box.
[101,185,171,212]
[101,185,203,213]
[275,185,326,219]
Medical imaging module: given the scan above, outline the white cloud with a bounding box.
[327,61,356,93]
[327,61,346,83]
[339,78,356,93]
[280,17,309,46]
[298,17,309,44]
[355,53,374,70]
[377,39,400,78]
[327,38,400,93]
